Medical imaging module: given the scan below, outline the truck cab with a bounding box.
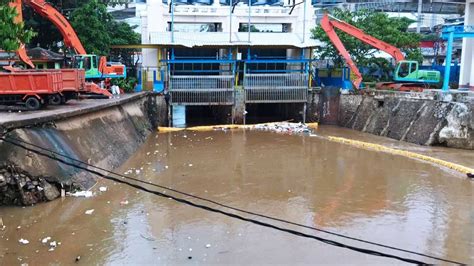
[394,60,440,84]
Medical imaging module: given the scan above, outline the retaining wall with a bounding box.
[338,94,474,149]
[0,93,168,205]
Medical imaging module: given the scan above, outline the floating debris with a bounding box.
[99,187,107,192]
[251,122,312,134]
[49,241,57,248]
[41,237,51,244]
[67,191,93,198]
[84,209,94,215]
[205,244,211,248]
[19,239,29,245]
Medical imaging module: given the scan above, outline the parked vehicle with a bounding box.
[11,0,126,81]
[0,71,62,110]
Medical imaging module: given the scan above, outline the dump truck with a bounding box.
[11,0,126,81]
[0,71,63,110]
[3,67,112,104]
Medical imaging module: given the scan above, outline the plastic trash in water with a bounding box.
[19,239,29,245]
[99,187,107,192]
[67,191,93,198]
[85,209,95,215]
[41,237,51,244]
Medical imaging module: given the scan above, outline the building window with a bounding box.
[238,23,289,33]
[168,23,222,32]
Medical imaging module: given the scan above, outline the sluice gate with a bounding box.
[167,60,312,125]
[244,73,308,103]
[169,75,235,105]
[142,48,315,125]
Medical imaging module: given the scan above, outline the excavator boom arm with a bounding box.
[10,0,35,68]
[11,0,87,68]
[320,14,405,89]
[24,0,87,55]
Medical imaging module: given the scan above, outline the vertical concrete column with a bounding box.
[459,1,474,90]
[142,0,162,69]
[232,89,245,124]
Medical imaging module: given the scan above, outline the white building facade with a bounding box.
[459,0,474,90]
[140,0,318,68]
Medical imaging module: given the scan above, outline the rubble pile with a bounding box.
[0,164,60,206]
[251,122,312,134]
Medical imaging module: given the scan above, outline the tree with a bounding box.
[0,0,34,52]
[69,0,112,55]
[24,0,89,51]
[69,0,139,57]
[312,8,423,79]
[24,0,139,58]
[108,20,140,66]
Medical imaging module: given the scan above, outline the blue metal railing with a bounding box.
[441,25,474,91]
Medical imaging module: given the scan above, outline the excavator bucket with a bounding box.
[17,44,35,69]
[83,82,113,98]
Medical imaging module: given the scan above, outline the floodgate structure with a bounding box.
[0,0,473,264]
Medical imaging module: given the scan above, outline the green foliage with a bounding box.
[24,0,139,59]
[405,48,423,64]
[108,20,141,66]
[70,0,139,58]
[24,0,89,51]
[112,77,137,93]
[312,8,423,80]
[420,33,440,42]
[70,0,112,55]
[0,1,34,52]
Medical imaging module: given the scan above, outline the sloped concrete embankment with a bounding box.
[0,94,167,205]
[338,95,474,149]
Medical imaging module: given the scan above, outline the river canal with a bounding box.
[1,126,473,265]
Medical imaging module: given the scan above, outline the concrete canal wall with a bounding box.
[0,93,167,205]
[337,94,474,149]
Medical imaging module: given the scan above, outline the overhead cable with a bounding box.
[0,136,465,265]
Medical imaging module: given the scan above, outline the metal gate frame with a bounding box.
[244,72,309,103]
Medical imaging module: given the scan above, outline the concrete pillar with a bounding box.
[459,1,474,90]
[232,89,245,124]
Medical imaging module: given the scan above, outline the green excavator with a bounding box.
[321,14,441,91]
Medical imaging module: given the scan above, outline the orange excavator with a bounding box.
[9,0,126,81]
[320,14,441,91]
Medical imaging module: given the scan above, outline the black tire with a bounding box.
[50,94,62,105]
[25,97,41,111]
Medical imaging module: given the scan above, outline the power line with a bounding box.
[0,136,465,265]
[1,137,429,265]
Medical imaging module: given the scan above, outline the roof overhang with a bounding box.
[141,32,321,49]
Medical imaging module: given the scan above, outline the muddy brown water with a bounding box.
[1,126,473,265]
